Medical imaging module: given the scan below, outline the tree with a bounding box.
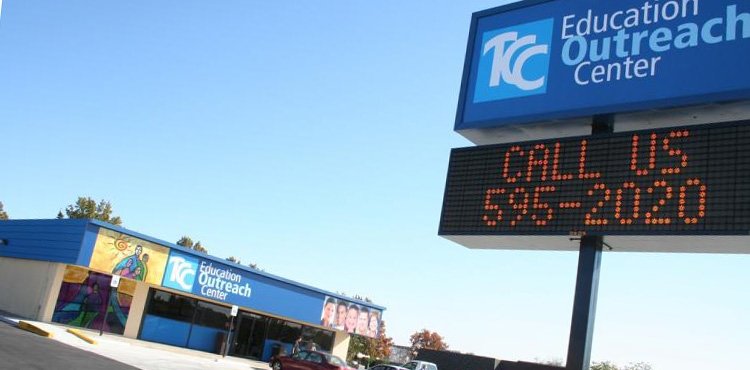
[63,197,122,225]
[353,294,373,303]
[193,241,207,253]
[623,363,653,370]
[369,320,394,360]
[0,202,8,220]
[346,321,394,365]
[176,236,208,253]
[409,329,448,356]
[247,262,263,271]
[591,362,652,370]
[226,256,240,264]
[56,211,64,219]
[591,362,619,370]
[347,334,369,364]
[176,236,194,248]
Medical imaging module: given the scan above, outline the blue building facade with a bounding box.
[0,219,384,361]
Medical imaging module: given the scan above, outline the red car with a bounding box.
[271,350,352,370]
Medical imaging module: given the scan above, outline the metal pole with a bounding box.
[224,315,235,357]
[565,235,603,370]
[565,115,613,370]
[100,287,114,336]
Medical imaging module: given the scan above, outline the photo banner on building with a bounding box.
[321,296,381,338]
[89,228,170,285]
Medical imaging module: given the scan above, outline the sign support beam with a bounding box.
[565,235,603,370]
[566,115,612,370]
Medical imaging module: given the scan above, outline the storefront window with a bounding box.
[147,290,195,323]
[266,318,302,344]
[194,301,231,329]
[141,289,231,353]
[140,289,335,359]
[302,326,334,352]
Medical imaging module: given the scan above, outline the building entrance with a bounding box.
[232,311,268,360]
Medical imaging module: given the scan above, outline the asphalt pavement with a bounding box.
[0,310,270,370]
[0,320,139,370]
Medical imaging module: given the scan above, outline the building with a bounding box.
[414,349,564,370]
[0,219,385,361]
[415,349,500,370]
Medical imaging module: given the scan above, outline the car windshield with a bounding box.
[325,354,346,367]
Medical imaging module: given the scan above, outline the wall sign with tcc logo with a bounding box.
[163,253,198,292]
[475,18,553,102]
[456,0,750,131]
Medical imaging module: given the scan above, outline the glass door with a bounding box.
[231,311,268,360]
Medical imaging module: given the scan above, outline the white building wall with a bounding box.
[0,256,64,320]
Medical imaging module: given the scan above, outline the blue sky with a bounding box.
[1,1,748,369]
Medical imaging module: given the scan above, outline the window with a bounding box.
[193,300,230,329]
[306,352,324,363]
[302,326,334,352]
[327,355,346,367]
[147,290,195,323]
[266,318,303,344]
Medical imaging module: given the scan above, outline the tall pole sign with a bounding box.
[443,1,750,370]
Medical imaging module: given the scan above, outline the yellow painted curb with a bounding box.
[18,321,54,338]
[67,328,98,345]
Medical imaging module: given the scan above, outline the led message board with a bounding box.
[440,121,750,238]
[456,0,750,131]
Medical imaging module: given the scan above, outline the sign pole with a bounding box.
[224,315,234,357]
[99,288,111,336]
[566,115,613,370]
[566,235,603,370]
[101,275,120,337]
[224,305,238,357]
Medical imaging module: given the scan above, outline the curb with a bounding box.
[67,328,98,345]
[18,321,54,338]
[0,315,19,326]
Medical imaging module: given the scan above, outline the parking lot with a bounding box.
[0,313,271,370]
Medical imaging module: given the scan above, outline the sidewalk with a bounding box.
[0,310,271,370]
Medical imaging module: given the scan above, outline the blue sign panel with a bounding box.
[162,251,330,326]
[457,0,750,130]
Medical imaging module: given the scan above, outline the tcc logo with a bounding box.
[163,253,198,292]
[474,18,554,102]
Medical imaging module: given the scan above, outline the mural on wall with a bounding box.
[320,296,381,338]
[89,227,169,285]
[52,265,136,334]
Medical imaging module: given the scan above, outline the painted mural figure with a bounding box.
[112,244,149,281]
[136,253,150,281]
[78,282,104,325]
[54,281,103,328]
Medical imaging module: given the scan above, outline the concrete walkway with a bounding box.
[0,311,271,370]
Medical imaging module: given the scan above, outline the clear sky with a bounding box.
[1,1,748,370]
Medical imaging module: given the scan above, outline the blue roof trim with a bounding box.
[0,219,89,264]
[75,223,100,266]
[86,219,385,311]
